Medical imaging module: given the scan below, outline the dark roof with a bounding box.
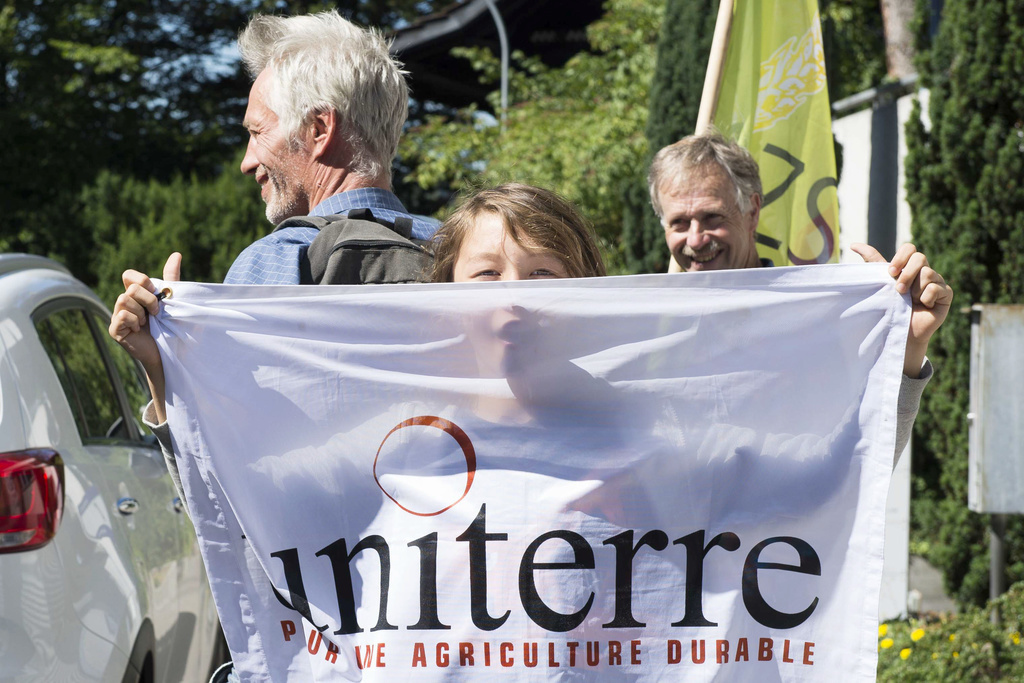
[390,0,605,109]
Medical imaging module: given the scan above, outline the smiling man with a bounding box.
[647,131,953,380]
[649,132,766,272]
[110,12,440,683]
[223,11,438,285]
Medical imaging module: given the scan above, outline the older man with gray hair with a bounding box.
[225,11,437,284]
[109,11,438,683]
[649,132,766,272]
[113,12,434,404]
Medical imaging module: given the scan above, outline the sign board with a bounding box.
[969,304,1024,513]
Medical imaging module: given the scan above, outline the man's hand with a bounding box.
[851,243,953,378]
[108,253,181,422]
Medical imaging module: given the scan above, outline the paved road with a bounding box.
[909,555,958,615]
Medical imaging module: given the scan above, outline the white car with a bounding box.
[0,254,224,682]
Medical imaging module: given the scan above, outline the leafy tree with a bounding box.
[399,0,664,272]
[905,0,1024,605]
[264,0,435,28]
[13,0,893,289]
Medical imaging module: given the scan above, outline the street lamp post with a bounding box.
[482,0,509,125]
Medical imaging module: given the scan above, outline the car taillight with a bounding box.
[0,449,64,553]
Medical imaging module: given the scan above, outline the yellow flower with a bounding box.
[911,628,925,642]
[900,648,912,660]
[880,638,894,649]
[932,652,939,660]
[878,624,888,637]
[949,634,957,642]
[1011,632,1021,646]
[953,652,959,658]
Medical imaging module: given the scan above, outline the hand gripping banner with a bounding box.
[151,265,909,682]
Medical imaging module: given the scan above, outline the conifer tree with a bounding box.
[621,0,719,273]
[905,0,1024,604]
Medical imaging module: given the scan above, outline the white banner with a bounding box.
[152,265,908,682]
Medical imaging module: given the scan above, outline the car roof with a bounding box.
[0,254,100,313]
[0,254,71,279]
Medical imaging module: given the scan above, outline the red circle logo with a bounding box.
[373,416,476,516]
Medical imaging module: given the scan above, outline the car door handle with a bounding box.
[117,497,140,515]
[172,497,185,514]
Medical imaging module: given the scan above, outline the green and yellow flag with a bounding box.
[712,0,839,265]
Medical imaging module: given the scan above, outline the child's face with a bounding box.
[452,212,569,282]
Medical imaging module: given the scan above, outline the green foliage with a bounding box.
[0,0,263,278]
[645,0,717,151]
[2,0,895,288]
[83,153,267,305]
[904,0,1024,605]
[399,0,663,273]
[47,40,140,80]
[877,582,1024,680]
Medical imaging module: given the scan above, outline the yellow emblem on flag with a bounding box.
[755,20,827,133]
[714,0,839,265]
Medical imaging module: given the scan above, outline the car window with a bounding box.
[36,308,131,442]
[92,311,152,435]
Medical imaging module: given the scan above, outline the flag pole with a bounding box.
[669,0,735,272]
[695,0,735,133]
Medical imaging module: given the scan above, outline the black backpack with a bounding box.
[273,208,434,285]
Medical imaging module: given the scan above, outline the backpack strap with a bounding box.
[284,208,431,285]
[272,215,331,233]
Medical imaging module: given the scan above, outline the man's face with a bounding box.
[240,69,312,224]
[659,164,761,272]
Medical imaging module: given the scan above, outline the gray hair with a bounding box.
[647,131,763,219]
[238,11,409,182]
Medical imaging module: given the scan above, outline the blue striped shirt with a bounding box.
[224,188,439,285]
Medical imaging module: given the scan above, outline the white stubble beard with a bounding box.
[261,162,308,225]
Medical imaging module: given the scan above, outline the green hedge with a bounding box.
[81,153,266,305]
